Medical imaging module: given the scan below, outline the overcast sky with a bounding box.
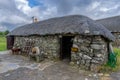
[0,0,120,31]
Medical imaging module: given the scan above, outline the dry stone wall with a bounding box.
[14,36,60,60]
[13,35,108,72]
[112,32,120,48]
[71,35,108,72]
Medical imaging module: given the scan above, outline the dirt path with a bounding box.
[0,51,118,80]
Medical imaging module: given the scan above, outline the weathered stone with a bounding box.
[93,58,104,62]
[110,33,120,47]
[96,54,103,58]
[44,52,48,56]
[86,59,90,64]
[71,53,77,58]
[90,49,93,53]
[14,35,108,72]
[81,43,90,47]
[71,54,79,60]
[14,36,59,60]
[85,60,90,67]
[78,39,84,43]
[76,61,80,65]
[93,49,101,53]
[73,44,79,48]
[81,60,85,65]
[91,59,99,63]
[71,35,108,71]
[78,53,83,57]
[100,50,105,54]
[84,39,91,44]
[80,46,89,52]
[89,53,94,57]
[83,55,92,60]
[91,44,104,50]
[74,37,78,42]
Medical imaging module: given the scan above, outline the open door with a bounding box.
[60,36,74,61]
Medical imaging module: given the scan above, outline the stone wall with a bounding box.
[111,32,120,48]
[13,36,60,60]
[71,35,108,72]
[13,35,109,72]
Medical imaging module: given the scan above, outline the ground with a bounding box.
[0,51,119,80]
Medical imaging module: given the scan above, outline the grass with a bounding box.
[0,36,6,51]
[101,48,120,73]
[112,48,120,70]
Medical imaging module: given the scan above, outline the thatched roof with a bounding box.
[8,15,115,41]
[97,16,120,32]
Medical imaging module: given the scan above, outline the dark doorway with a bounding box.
[7,36,14,49]
[60,36,74,61]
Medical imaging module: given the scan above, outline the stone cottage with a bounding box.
[7,15,115,71]
[97,16,120,47]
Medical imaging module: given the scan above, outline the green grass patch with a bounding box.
[0,36,6,51]
[113,48,120,70]
[101,48,120,73]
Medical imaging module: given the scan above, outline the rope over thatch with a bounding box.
[97,16,120,32]
[8,15,115,41]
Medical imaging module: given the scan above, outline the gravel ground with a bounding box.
[0,51,118,80]
[111,72,120,80]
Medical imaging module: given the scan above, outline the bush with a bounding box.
[100,48,120,73]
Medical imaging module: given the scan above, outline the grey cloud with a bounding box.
[0,0,31,31]
[1,0,120,31]
[88,0,120,19]
[42,0,93,15]
[40,0,120,19]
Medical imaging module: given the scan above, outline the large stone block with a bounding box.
[78,39,84,43]
[91,44,105,50]
[85,59,90,67]
[78,53,83,57]
[80,46,89,52]
[91,59,99,64]
[74,37,78,42]
[81,60,85,65]
[84,40,91,44]
[73,44,79,48]
[96,54,103,58]
[93,57,104,62]
[83,54,92,60]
